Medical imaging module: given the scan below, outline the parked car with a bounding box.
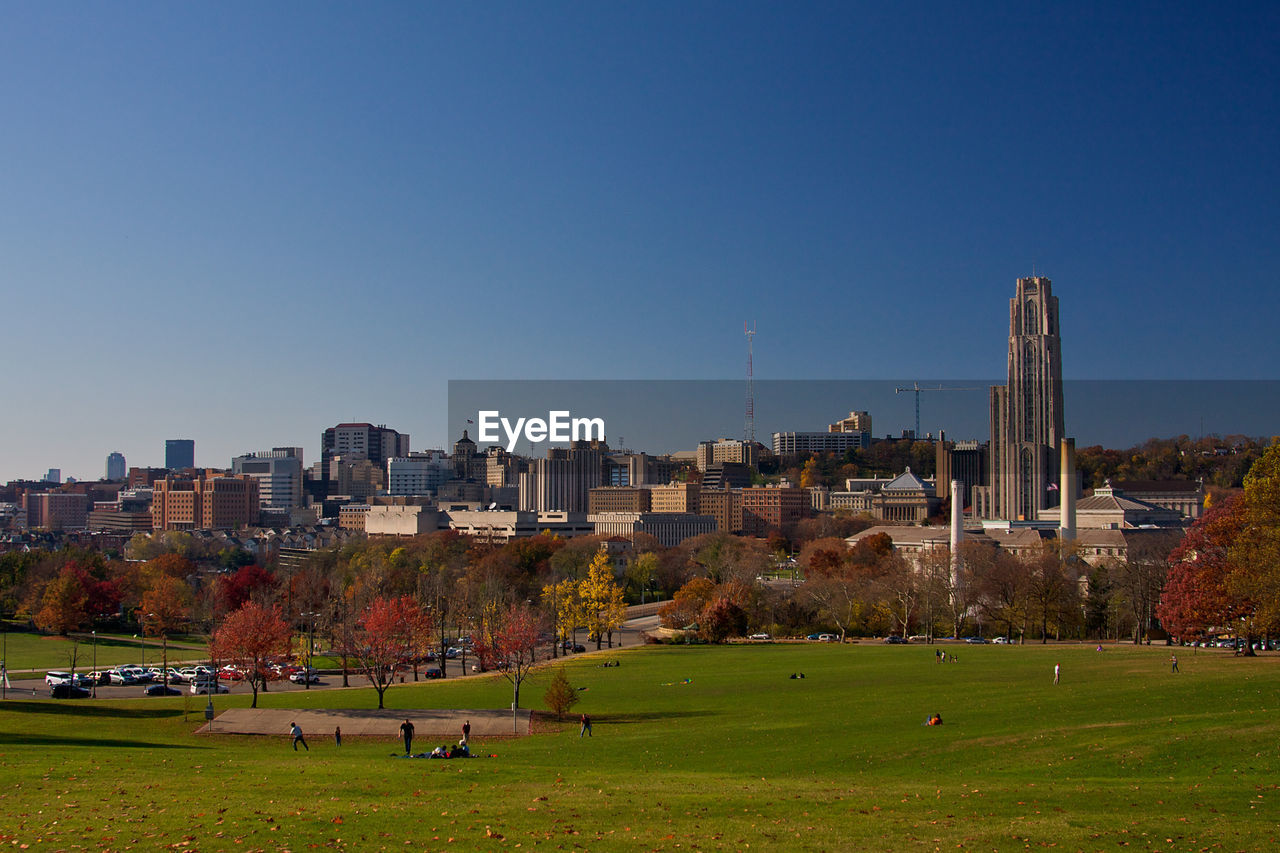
[562,643,586,653]
[748,633,771,641]
[805,633,823,641]
[50,683,92,699]
[992,636,1011,644]
[120,666,152,683]
[818,633,839,642]
[965,637,989,644]
[190,679,229,695]
[423,667,443,679]
[289,669,321,684]
[883,636,908,644]
[161,668,187,683]
[144,684,183,697]
[45,671,73,687]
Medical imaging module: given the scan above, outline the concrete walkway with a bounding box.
[197,707,531,737]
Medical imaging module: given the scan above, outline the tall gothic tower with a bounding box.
[989,276,1065,520]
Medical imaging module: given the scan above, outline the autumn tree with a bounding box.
[210,602,293,708]
[140,575,193,687]
[700,596,748,642]
[579,551,626,649]
[34,567,89,635]
[1230,441,1280,639]
[542,577,583,655]
[1157,495,1249,645]
[658,577,717,630]
[350,595,433,709]
[477,602,545,711]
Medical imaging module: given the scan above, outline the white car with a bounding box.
[748,633,771,641]
[45,671,73,686]
[190,679,229,695]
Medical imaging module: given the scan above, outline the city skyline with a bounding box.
[3,4,1277,481]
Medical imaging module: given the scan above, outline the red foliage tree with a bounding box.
[1157,496,1248,643]
[350,595,432,709]
[215,565,277,615]
[475,602,544,710]
[210,602,293,708]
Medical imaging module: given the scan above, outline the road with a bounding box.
[5,615,656,702]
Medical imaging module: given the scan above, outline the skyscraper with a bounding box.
[105,451,127,481]
[165,439,195,470]
[988,276,1065,521]
[318,423,410,498]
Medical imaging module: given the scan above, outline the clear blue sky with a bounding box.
[2,2,1277,481]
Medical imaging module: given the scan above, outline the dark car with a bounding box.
[883,636,908,644]
[144,684,183,697]
[964,637,989,644]
[424,667,443,679]
[50,684,92,699]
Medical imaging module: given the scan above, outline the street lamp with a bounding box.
[92,630,97,698]
[301,612,319,690]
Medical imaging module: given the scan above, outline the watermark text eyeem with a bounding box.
[477,410,606,452]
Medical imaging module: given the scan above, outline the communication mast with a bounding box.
[744,322,756,444]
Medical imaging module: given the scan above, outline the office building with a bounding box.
[105,452,127,481]
[320,423,409,494]
[772,430,870,457]
[151,473,259,531]
[232,448,304,509]
[24,492,88,530]
[588,487,652,513]
[588,512,716,547]
[829,411,873,434]
[165,439,195,470]
[388,451,454,496]
[740,484,809,537]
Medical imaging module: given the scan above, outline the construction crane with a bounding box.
[894,382,983,438]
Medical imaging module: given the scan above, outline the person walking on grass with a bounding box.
[400,719,416,755]
[290,721,308,751]
[1053,663,1060,685]
[1171,654,1179,673]
[579,713,592,738]
[462,720,471,745]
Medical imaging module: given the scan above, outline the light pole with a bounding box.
[92,630,97,698]
[301,612,319,690]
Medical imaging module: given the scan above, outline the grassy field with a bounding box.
[0,630,207,673]
[0,641,1275,851]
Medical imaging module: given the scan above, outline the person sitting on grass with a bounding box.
[928,713,943,726]
[455,740,470,757]
[431,745,446,758]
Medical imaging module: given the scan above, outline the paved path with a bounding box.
[199,707,531,738]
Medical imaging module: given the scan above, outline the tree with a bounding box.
[579,551,626,649]
[1231,441,1280,639]
[700,597,748,642]
[215,565,278,615]
[1112,532,1181,643]
[477,602,544,712]
[140,575,193,687]
[659,577,717,630]
[350,595,433,709]
[543,666,581,720]
[34,567,90,635]
[1157,495,1249,644]
[210,602,292,708]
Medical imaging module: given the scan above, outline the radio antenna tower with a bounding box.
[744,321,756,444]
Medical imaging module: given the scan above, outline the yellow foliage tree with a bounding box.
[579,550,627,649]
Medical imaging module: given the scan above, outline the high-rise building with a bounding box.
[387,451,454,496]
[232,448,304,509]
[829,411,873,434]
[151,473,259,530]
[319,423,409,496]
[165,439,195,470]
[105,452,127,481]
[529,441,606,512]
[988,276,1065,520]
[44,468,61,484]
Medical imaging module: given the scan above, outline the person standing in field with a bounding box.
[580,713,592,738]
[334,726,342,747]
[1053,663,1060,685]
[400,719,416,755]
[462,720,471,745]
[1171,654,1179,673]
[290,721,308,751]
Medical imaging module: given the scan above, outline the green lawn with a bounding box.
[0,630,208,673]
[0,642,1275,851]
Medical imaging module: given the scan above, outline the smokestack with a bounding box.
[1059,438,1076,541]
[950,479,964,586]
